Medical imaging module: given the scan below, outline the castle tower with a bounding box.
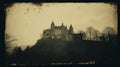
[65,26,67,30]
[51,21,55,29]
[61,22,66,30]
[69,24,73,34]
[61,23,64,26]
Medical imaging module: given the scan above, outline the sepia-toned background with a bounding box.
[5,3,117,54]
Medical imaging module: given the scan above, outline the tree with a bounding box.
[86,27,95,40]
[5,33,17,55]
[102,27,116,41]
[86,27,101,41]
[93,30,101,41]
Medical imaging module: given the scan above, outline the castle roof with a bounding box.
[54,26,62,29]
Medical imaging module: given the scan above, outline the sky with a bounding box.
[5,3,117,50]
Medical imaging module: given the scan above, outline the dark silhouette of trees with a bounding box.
[24,46,30,51]
[100,34,106,42]
[86,27,93,40]
[85,26,116,41]
[12,47,22,55]
[93,29,101,41]
[86,27,101,41]
[102,27,116,41]
[5,33,17,55]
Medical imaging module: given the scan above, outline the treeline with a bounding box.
[77,26,117,42]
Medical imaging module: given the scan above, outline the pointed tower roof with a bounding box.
[51,21,54,24]
[70,24,73,28]
[69,24,74,34]
[62,22,64,26]
[51,21,55,26]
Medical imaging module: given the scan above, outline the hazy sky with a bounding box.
[5,3,117,49]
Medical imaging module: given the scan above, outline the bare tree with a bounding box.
[102,26,115,41]
[93,30,101,41]
[86,27,95,40]
[86,27,101,41]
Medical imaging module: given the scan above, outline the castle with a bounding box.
[42,21,74,40]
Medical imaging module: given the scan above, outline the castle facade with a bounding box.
[42,21,74,40]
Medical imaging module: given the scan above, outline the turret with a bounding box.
[61,22,66,29]
[61,23,64,26]
[65,26,67,30]
[51,21,55,29]
[69,24,73,34]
